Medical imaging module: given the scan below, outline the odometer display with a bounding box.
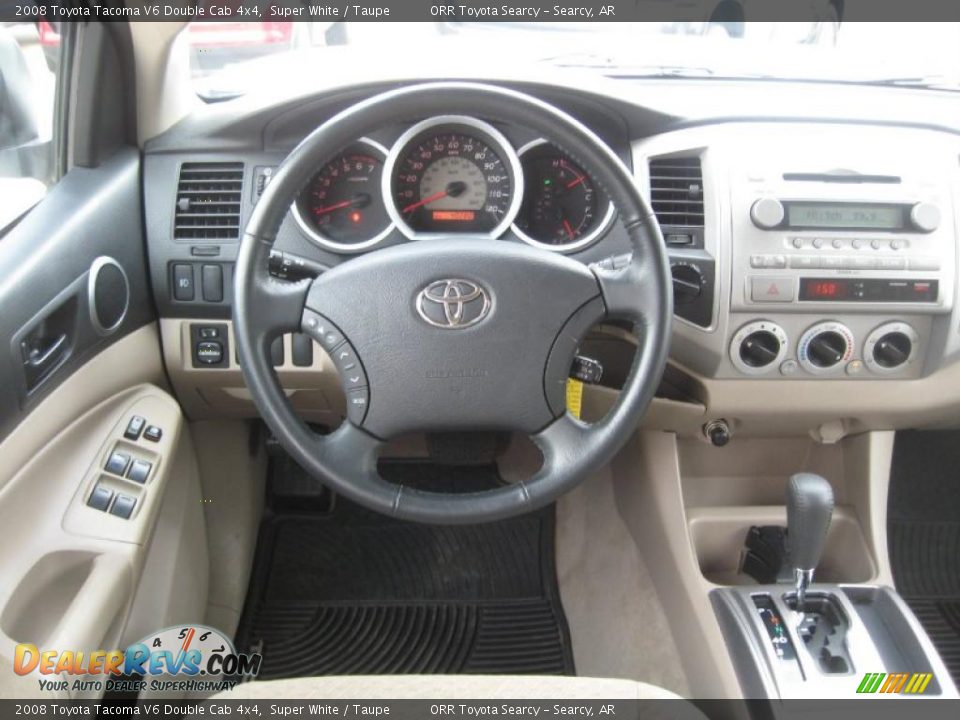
[387,118,520,238]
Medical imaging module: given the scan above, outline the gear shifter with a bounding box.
[786,473,834,610]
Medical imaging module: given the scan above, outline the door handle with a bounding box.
[22,333,68,372]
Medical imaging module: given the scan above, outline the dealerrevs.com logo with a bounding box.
[13,625,260,694]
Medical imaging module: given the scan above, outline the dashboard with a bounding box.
[142,77,960,436]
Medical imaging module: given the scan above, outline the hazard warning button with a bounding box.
[750,277,795,302]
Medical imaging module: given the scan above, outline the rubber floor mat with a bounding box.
[235,462,574,678]
[889,430,960,686]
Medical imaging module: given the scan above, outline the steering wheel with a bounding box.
[234,82,672,524]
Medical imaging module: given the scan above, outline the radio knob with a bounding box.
[740,330,782,368]
[807,331,848,368]
[910,202,940,233]
[670,262,703,305]
[750,198,785,230]
[873,331,912,369]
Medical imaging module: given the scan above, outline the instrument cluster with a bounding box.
[292,115,615,254]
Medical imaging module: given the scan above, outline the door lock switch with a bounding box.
[124,416,146,440]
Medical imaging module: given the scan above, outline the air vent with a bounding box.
[174,162,244,240]
[649,156,704,228]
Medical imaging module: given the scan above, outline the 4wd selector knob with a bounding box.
[798,322,854,375]
[670,262,703,305]
[865,322,919,374]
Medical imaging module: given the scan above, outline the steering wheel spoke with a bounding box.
[593,242,664,326]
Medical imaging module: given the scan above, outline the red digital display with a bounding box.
[808,281,845,298]
[432,210,476,222]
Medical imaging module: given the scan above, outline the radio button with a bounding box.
[871,239,883,250]
[848,256,877,270]
[851,238,864,250]
[876,256,907,270]
[812,238,824,249]
[831,238,844,249]
[890,239,905,251]
[750,254,786,269]
[791,237,804,249]
[789,255,820,269]
[750,277,795,302]
[821,256,846,269]
[908,257,941,271]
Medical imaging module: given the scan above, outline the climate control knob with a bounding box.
[730,321,788,375]
[864,322,919,373]
[798,322,854,375]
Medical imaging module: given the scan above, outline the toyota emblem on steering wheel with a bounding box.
[416,279,492,329]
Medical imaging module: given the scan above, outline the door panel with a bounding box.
[0,148,154,443]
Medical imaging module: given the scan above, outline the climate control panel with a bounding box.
[729,318,922,378]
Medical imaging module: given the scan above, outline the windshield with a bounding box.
[187,22,960,100]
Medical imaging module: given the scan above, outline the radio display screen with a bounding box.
[787,203,905,230]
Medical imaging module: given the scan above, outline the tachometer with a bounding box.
[513,140,615,252]
[293,139,393,252]
[385,117,523,239]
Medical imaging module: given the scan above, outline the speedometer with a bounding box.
[385,117,523,239]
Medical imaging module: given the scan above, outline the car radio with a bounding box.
[731,192,954,313]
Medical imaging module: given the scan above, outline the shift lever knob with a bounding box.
[786,473,834,608]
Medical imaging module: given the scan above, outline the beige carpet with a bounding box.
[556,466,691,696]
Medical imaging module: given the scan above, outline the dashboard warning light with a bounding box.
[350,211,362,224]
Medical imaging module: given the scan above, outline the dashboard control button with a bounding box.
[144,425,162,442]
[304,312,345,351]
[199,327,220,339]
[889,239,905,251]
[791,237,804,249]
[845,360,865,376]
[789,255,819,269]
[908,257,940,271]
[270,337,285,367]
[750,197,785,229]
[750,277,795,303]
[124,416,146,440]
[851,238,863,250]
[172,264,195,301]
[201,264,223,302]
[105,451,131,476]
[110,494,136,520]
[909,201,940,233]
[88,485,114,512]
[730,321,788,375]
[671,263,703,304]
[865,322,919,373]
[811,238,824,249]
[870,239,882,250]
[196,341,224,364]
[798,321,854,375]
[127,459,152,484]
[345,387,369,424]
[831,238,843,249]
[848,256,877,270]
[779,359,799,376]
[876,256,906,270]
[820,256,845,269]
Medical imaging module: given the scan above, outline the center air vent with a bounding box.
[649,156,704,229]
[174,162,244,240]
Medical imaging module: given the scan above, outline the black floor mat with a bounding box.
[889,430,960,685]
[235,461,574,679]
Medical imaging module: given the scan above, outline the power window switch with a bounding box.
[124,416,146,440]
[87,485,113,512]
[110,494,136,519]
[127,459,152,484]
[144,425,162,442]
[105,451,131,475]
